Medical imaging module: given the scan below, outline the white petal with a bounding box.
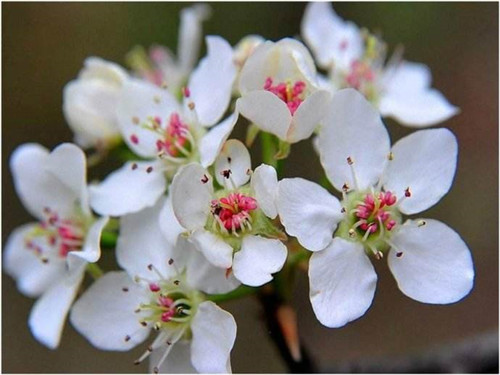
[379,89,459,127]
[388,219,474,304]
[149,341,196,374]
[309,238,377,328]
[251,164,278,219]
[4,223,67,297]
[188,36,236,127]
[159,194,185,246]
[190,229,233,269]
[301,2,362,70]
[383,128,457,214]
[288,89,331,143]
[178,4,211,71]
[89,161,166,216]
[79,56,128,83]
[183,237,240,294]
[67,216,109,272]
[199,111,238,168]
[29,269,85,349]
[382,61,431,94]
[214,139,251,189]
[190,301,236,373]
[232,235,287,287]
[117,198,177,280]
[70,271,150,350]
[63,79,121,147]
[237,90,291,141]
[116,78,181,158]
[318,89,390,191]
[10,143,87,219]
[171,163,213,230]
[277,178,342,251]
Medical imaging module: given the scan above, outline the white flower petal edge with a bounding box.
[388,219,474,304]
[10,143,87,219]
[190,301,237,373]
[63,57,126,148]
[29,269,86,349]
[182,237,240,295]
[89,160,166,217]
[232,235,287,287]
[67,216,109,271]
[188,36,237,127]
[3,224,66,297]
[190,229,234,269]
[383,128,458,215]
[70,271,151,351]
[236,90,291,141]
[158,194,185,246]
[277,178,342,252]
[309,237,377,328]
[117,198,175,280]
[318,89,390,191]
[171,163,213,230]
[251,164,279,219]
[199,111,239,168]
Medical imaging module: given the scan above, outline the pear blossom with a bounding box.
[63,57,128,149]
[89,36,238,217]
[4,143,109,348]
[301,2,459,127]
[70,198,238,373]
[278,89,474,328]
[168,139,287,287]
[237,38,331,144]
[127,4,211,98]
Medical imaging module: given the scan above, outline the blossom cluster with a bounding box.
[5,3,474,373]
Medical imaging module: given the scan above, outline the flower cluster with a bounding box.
[5,3,474,373]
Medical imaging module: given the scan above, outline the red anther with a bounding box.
[130,134,139,144]
[201,174,209,184]
[396,251,403,258]
[405,187,412,197]
[131,163,138,170]
[182,87,191,98]
[146,166,153,173]
[149,283,160,292]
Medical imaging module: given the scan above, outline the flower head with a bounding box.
[88,36,238,217]
[237,38,331,143]
[278,89,474,327]
[4,143,109,348]
[301,2,459,127]
[169,140,287,287]
[70,198,237,373]
[63,57,127,149]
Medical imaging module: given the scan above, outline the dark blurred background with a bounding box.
[2,2,498,373]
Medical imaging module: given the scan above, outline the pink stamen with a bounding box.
[264,77,306,115]
[155,112,190,157]
[212,193,258,231]
[355,191,397,235]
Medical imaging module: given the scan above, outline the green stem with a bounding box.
[100,231,118,248]
[260,132,277,167]
[86,263,104,280]
[205,285,258,303]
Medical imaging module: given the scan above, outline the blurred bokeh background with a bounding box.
[2,2,498,373]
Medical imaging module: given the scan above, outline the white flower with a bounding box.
[127,4,211,97]
[278,89,474,328]
[169,139,287,287]
[237,38,331,143]
[63,57,128,149]
[89,36,238,217]
[70,198,237,373]
[4,143,109,348]
[301,2,459,127]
